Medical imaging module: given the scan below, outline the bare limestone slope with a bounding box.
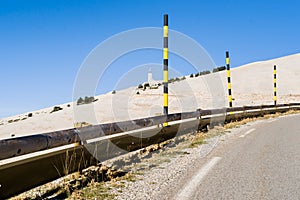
[1,53,300,139]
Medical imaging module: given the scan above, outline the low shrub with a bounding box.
[50,106,63,113]
[213,66,226,73]
[77,96,97,105]
[143,83,150,90]
[168,78,175,83]
[137,84,143,89]
[77,97,84,105]
[85,96,96,103]
[200,70,211,75]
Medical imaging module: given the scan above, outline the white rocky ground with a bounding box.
[1,53,300,140]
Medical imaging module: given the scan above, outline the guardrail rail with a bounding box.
[1,103,300,199]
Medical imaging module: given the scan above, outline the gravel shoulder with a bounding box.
[105,117,268,199]
[108,113,300,200]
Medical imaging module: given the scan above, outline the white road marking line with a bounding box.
[175,157,221,200]
[239,128,256,138]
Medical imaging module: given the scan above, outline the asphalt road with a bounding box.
[174,114,300,200]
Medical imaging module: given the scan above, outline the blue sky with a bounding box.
[1,0,300,118]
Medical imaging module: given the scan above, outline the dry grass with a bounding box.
[70,173,137,199]
[69,181,116,200]
[73,122,93,128]
[224,109,300,129]
[188,132,206,148]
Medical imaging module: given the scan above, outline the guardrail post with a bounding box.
[226,51,233,113]
[163,14,169,126]
[197,109,201,120]
[274,65,277,106]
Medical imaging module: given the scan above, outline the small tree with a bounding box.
[168,78,175,83]
[218,66,226,71]
[213,66,226,73]
[212,68,219,73]
[84,96,95,104]
[50,106,63,113]
[143,83,150,90]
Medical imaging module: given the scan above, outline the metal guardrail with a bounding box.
[1,103,300,199]
[2,103,300,161]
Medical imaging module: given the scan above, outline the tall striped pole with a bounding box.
[226,51,233,109]
[163,14,169,126]
[274,65,277,106]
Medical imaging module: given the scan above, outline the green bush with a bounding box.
[190,74,194,78]
[84,96,95,103]
[200,70,211,75]
[213,66,226,73]
[143,83,150,90]
[219,66,226,71]
[50,106,63,113]
[77,97,84,105]
[137,84,143,89]
[77,96,97,105]
[168,78,175,83]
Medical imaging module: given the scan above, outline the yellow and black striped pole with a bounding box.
[226,51,233,109]
[274,65,277,106]
[163,14,169,126]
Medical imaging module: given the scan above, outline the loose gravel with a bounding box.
[106,125,246,200]
[11,116,272,200]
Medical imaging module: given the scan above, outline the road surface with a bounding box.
[174,114,300,200]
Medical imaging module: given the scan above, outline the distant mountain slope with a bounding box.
[1,53,300,139]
